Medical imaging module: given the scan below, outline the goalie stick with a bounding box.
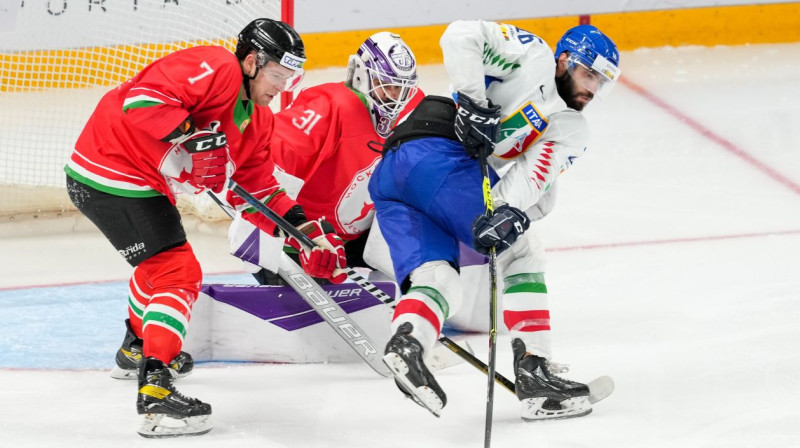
[213,189,614,406]
[229,183,395,305]
[275,251,391,377]
[207,189,390,377]
[219,186,614,403]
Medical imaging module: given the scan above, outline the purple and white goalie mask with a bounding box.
[346,32,419,137]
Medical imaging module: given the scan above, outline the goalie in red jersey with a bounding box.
[64,19,346,438]
[228,31,423,285]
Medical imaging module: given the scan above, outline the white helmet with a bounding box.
[346,32,419,137]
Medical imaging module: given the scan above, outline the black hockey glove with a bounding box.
[471,204,530,255]
[454,92,502,161]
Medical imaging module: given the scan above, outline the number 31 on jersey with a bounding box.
[292,109,323,135]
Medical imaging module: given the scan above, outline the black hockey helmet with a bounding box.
[235,18,306,71]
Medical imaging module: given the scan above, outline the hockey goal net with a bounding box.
[0,0,291,233]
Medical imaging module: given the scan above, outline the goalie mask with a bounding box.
[346,32,419,137]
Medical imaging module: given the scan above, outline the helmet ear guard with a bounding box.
[345,54,370,94]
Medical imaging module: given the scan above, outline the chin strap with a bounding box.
[242,56,265,101]
[242,69,257,101]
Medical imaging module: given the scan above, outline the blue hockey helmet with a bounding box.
[555,25,621,99]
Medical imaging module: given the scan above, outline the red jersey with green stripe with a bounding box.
[65,45,296,222]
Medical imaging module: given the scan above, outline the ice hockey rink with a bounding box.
[1,42,799,447]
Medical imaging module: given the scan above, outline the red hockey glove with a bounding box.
[286,220,347,284]
[179,121,229,194]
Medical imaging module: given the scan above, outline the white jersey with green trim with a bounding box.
[440,20,589,212]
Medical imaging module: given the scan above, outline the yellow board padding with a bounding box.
[0,39,235,92]
[590,2,800,51]
[303,3,800,69]
[2,3,799,92]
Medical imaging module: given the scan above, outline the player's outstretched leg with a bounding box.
[512,338,592,421]
[383,322,447,417]
[110,319,193,380]
[136,357,212,438]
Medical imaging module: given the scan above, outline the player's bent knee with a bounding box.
[408,260,464,317]
[136,242,203,295]
[500,230,547,274]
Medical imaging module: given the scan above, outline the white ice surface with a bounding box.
[1,43,800,447]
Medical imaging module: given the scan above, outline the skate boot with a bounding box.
[382,322,446,417]
[110,319,193,380]
[136,357,212,438]
[512,338,592,421]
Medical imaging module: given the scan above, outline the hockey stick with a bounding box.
[213,191,609,400]
[207,190,391,377]
[479,155,499,448]
[228,183,395,306]
[219,186,518,390]
[274,251,391,377]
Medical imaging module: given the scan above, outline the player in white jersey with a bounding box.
[366,21,620,420]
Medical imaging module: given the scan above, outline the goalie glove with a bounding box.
[471,204,530,255]
[179,121,229,194]
[286,219,348,284]
[454,92,502,160]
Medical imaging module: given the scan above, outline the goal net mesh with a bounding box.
[0,1,285,225]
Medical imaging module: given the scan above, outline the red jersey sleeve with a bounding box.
[122,46,241,140]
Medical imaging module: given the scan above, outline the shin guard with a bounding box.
[133,243,202,364]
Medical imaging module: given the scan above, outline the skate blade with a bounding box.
[137,414,212,438]
[521,396,592,421]
[109,366,137,380]
[425,339,474,372]
[587,375,615,404]
[382,353,443,417]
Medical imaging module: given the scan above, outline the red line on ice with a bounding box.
[620,77,800,197]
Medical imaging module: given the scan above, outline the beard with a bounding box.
[555,72,592,111]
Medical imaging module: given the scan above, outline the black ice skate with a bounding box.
[512,338,592,421]
[136,357,212,438]
[110,319,193,380]
[382,322,447,417]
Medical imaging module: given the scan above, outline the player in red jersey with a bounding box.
[65,19,345,438]
[228,32,422,285]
